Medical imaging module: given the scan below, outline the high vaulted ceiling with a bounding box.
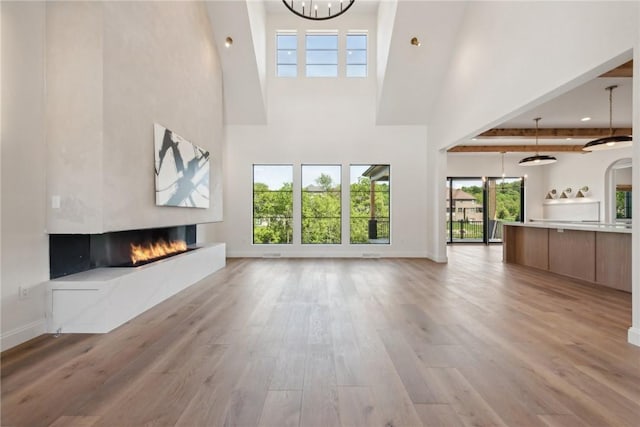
[206,0,633,146]
[207,0,469,126]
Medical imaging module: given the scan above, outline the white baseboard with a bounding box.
[426,252,448,263]
[628,326,640,347]
[0,319,47,352]
[226,250,430,258]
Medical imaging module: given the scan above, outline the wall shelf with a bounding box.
[542,200,600,221]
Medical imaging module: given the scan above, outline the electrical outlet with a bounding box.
[18,286,29,300]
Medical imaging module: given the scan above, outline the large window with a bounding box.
[253,165,293,244]
[277,32,297,77]
[346,33,367,77]
[302,165,341,243]
[350,165,390,244]
[306,32,338,77]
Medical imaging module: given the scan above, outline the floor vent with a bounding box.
[362,253,381,258]
[262,253,282,258]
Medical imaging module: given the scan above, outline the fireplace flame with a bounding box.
[130,239,187,265]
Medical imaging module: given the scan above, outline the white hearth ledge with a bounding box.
[629,327,640,347]
[47,243,225,334]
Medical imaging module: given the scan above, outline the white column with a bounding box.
[425,133,448,263]
[629,19,640,346]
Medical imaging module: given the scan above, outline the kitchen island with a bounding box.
[503,221,631,292]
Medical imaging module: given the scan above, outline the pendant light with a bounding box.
[519,117,557,166]
[582,85,632,151]
[282,0,355,21]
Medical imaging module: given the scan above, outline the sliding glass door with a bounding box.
[447,178,485,243]
[447,177,524,244]
[486,177,524,243]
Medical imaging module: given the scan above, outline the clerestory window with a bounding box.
[277,32,297,77]
[346,33,367,77]
[305,32,338,77]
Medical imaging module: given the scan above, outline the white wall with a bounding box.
[1,1,225,351]
[447,153,546,221]
[46,1,224,234]
[629,22,640,346]
[614,166,632,186]
[1,4,3,336]
[46,1,104,233]
[101,1,224,232]
[205,1,267,125]
[543,148,633,222]
[1,1,48,350]
[219,11,429,257]
[376,0,397,102]
[246,0,267,106]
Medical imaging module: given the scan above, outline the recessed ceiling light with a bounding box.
[411,37,421,47]
[581,117,591,122]
[225,36,233,48]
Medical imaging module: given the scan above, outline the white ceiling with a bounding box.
[502,77,632,129]
[206,1,268,125]
[376,1,467,125]
[460,75,633,147]
[208,1,633,141]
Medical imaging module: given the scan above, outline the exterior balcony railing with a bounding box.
[446,219,506,242]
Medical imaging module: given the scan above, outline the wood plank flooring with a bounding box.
[2,245,640,427]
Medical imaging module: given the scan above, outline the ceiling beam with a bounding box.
[448,145,587,153]
[599,60,633,78]
[477,128,632,139]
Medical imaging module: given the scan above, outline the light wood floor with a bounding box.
[2,246,640,427]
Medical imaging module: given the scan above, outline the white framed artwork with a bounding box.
[154,123,210,208]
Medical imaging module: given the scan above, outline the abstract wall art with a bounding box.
[154,123,210,208]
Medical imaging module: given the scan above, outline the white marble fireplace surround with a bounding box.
[47,243,225,334]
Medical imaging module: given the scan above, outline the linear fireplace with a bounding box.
[47,240,225,334]
[49,225,196,279]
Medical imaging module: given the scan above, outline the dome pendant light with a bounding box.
[519,118,557,166]
[282,0,355,21]
[582,85,632,151]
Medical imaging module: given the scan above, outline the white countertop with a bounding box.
[504,221,631,234]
